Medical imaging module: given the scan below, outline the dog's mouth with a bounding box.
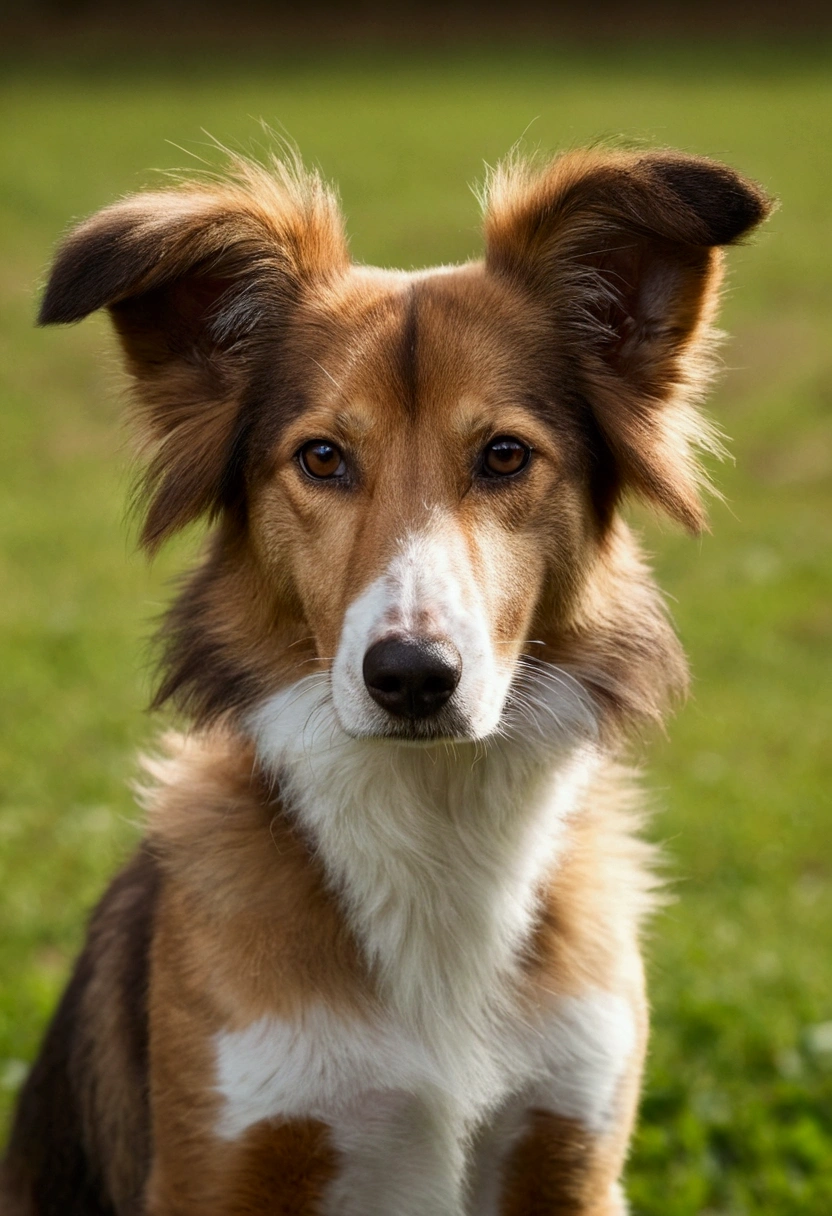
[345,707,476,745]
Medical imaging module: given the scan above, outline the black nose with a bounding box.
[362,636,462,720]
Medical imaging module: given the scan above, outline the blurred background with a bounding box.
[0,3,830,1212]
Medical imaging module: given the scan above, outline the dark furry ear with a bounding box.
[40,157,349,551]
[483,149,774,531]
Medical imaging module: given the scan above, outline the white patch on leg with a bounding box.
[324,1090,467,1216]
[532,990,637,1135]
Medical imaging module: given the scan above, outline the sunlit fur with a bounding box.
[1,146,771,1215]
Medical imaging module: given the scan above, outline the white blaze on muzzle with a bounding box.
[331,525,514,740]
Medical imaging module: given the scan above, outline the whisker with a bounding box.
[283,635,317,652]
[311,358,343,392]
[499,652,599,745]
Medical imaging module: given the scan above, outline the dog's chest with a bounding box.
[212,728,611,1143]
[212,985,637,1146]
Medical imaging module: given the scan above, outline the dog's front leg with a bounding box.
[321,1088,468,1216]
[467,988,645,1215]
[146,1093,467,1216]
[469,1104,632,1215]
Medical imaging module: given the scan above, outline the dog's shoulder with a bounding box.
[528,761,661,992]
[140,729,368,1021]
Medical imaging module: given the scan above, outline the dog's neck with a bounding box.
[249,677,599,1037]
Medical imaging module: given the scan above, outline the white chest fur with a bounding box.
[248,676,598,1030]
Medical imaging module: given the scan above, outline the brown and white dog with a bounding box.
[1,147,771,1215]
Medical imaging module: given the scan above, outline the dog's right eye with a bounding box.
[298,440,347,481]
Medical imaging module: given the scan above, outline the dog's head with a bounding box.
[40,149,771,748]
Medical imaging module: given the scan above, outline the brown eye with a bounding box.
[481,436,531,478]
[298,440,347,481]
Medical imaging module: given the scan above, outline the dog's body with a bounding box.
[1,148,770,1215]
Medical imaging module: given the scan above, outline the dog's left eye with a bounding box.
[298,440,347,481]
[480,436,531,478]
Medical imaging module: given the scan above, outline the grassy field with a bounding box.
[1,41,830,1213]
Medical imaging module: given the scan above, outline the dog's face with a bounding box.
[40,151,771,744]
[250,266,593,741]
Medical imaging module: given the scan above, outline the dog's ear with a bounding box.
[483,149,773,531]
[39,159,349,551]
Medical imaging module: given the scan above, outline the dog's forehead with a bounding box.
[302,262,552,427]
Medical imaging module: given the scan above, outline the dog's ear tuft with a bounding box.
[645,156,772,247]
[39,200,160,326]
[483,149,774,531]
[39,157,349,550]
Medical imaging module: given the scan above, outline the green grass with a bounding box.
[1,41,830,1213]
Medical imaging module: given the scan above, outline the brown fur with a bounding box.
[500,1111,624,1215]
[2,145,772,1214]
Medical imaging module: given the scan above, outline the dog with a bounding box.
[1,146,771,1215]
